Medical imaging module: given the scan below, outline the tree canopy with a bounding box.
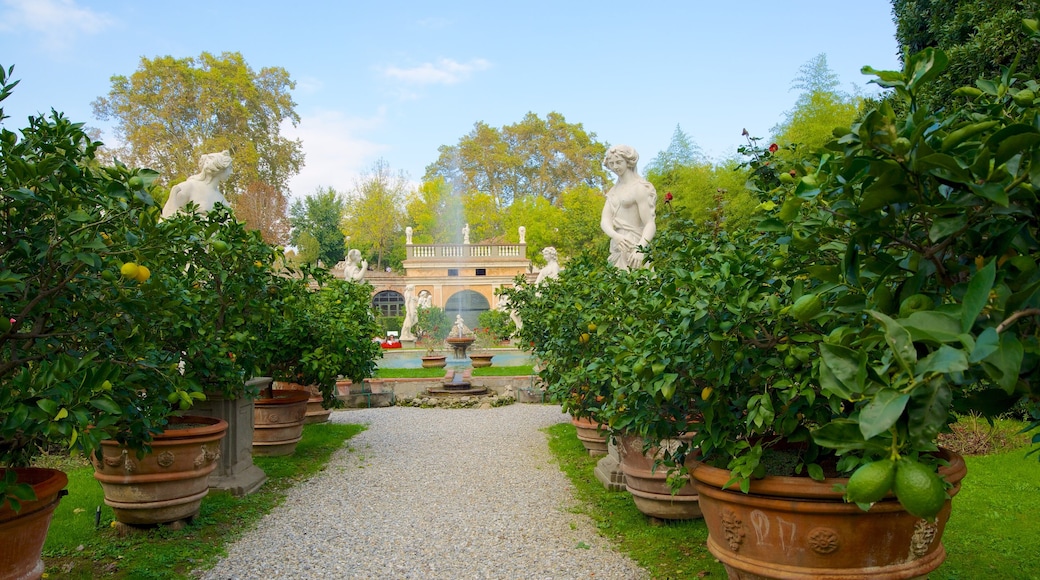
[289,187,346,266]
[423,112,610,208]
[892,0,1040,109]
[92,51,303,242]
[342,159,409,270]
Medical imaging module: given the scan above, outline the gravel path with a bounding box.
[201,404,648,580]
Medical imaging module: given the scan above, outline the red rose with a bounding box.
[769,143,779,153]
[665,192,673,203]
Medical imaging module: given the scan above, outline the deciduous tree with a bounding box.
[424,112,610,207]
[342,159,409,270]
[405,177,465,244]
[92,51,303,235]
[289,187,345,266]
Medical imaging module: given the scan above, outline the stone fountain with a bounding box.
[444,314,476,359]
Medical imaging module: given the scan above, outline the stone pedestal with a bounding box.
[594,437,627,491]
[191,378,268,496]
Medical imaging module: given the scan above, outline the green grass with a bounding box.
[933,447,1040,580]
[40,421,365,579]
[545,420,1040,580]
[544,423,726,579]
[472,364,533,376]
[375,365,532,379]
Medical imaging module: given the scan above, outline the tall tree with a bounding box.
[644,124,703,176]
[424,112,610,207]
[405,177,466,244]
[92,51,304,234]
[234,181,291,245]
[342,159,409,270]
[892,0,1040,109]
[289,187,346,266]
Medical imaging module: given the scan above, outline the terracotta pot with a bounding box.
[252,389,309,456]
[421,355,447,368]
[617,433,702,520]
[571,416,608,456]
[691,449,967,580]
[274,382,331,425]
[469,354,494,368]
[93,415,228,526]
[0,467,68,580]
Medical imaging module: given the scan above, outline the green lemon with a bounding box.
[777,196,804,222]
[846,459,896,504]
[898,294,934,318]
[893,460,947,519]
[1013,89,1035,107]
[101,269,117,282]
[790,293,822,323]
[779,172,795,184]
[211,239,230,253]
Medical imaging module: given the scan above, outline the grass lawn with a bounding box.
[38,421,365,579]
[546,418,1040,580]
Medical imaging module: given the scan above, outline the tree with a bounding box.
[644,124,703,176]
[91,51,304,236]
[234,181,291,245]
[289,187,346,266]
[342,159,409,270]
[892,0,1040,109]
[424,112,610,207]
[405,177,465,244]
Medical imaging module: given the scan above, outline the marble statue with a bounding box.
[452,314,472,338]
[535,247,561,285]
[406,226,413,245]
[600,145,656,270]
[401,284,418,341]
[518,226,526,244]
[344,249,367,282]
[161,150,234,218]
[499,293,523,334]
[418,289,432,309]
[462,223,470,244]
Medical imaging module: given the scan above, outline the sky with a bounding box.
[0,0,903,201]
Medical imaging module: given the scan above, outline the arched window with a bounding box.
[372,290,405,317]
[443,290,490,329]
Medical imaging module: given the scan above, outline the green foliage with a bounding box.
[378,315,404,335]
[90,51,303,237]
[259,269,382,405]
[342,159,408,270]
[415,306,451,345]
[424,112,610,208]
[289,186,346,266]
[643,124,704,175]
[510,48,1040,511]
[405,177,464,244]
[476,308,515,342]
[892,0,1040,110]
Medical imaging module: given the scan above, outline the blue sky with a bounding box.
[0,0,902,200]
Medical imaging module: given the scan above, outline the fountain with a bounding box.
[426,368,488,397]
[444,313,476,359]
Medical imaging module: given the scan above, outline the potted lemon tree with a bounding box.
[0,66,212,568]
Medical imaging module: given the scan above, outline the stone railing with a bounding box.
[406,244,525,261]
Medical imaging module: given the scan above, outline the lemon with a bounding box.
[701,386,713,400]
[790,293,822,323]
[120,262,140,280]
[134,265,151,283]
[898,294,933,318]
[893,460,947,519]
[579,333,590,344]
[846,459,896,504]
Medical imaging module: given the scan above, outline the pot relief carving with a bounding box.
[909,519,938,558]
[720,508,747,551]
[103,449,137,473]
[807,527,840,555]
[194,443,220,469]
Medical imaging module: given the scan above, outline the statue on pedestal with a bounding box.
[600,145,656,270]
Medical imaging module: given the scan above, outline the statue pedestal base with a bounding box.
[594,438,627,491]
[191,378,268,496]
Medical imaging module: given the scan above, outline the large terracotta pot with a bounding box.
[93,415,228,526]
[274,382,331,424]
[692,449,967,580]
[617,433,702,520]
[421,355,447,368]
[571,416,608,456]
[252,389,309,457]
[468,354,494,368]
[0,467,68,580]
